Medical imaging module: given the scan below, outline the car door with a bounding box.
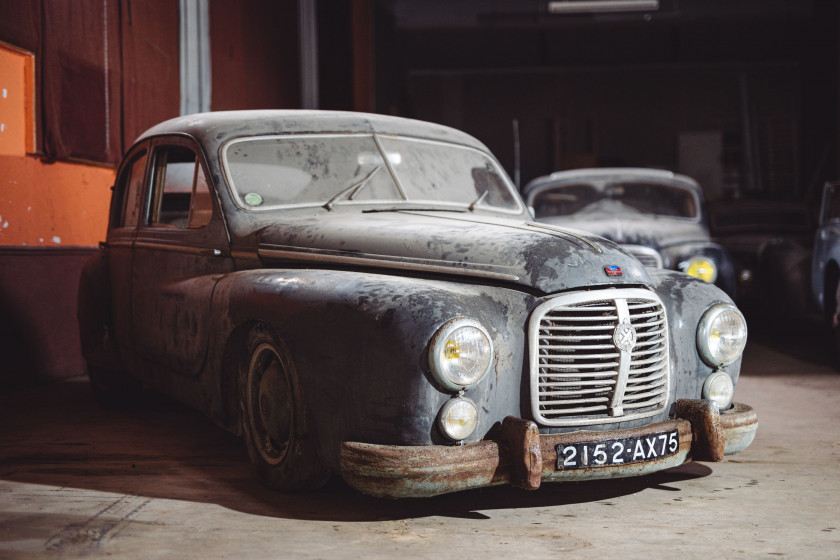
[106,143,149,359]
[130,136,233,378]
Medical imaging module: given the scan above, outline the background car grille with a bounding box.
[624,245,663,268]
[529,289,670,426]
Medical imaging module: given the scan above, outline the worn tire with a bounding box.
[239,325,329,491]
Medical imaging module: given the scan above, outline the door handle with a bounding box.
[200,248,223,257]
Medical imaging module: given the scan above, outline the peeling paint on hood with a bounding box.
[255,211,652,293]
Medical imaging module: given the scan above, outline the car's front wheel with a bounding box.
[239,325,328,491]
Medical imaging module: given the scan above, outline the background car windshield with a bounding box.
[224,134,520,212]
[533,181,697,219]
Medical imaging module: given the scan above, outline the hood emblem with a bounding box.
[604,265,623,277]
[613,318,637,353]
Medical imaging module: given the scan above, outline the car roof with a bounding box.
[135,110,490,152]
[523,167,701,195]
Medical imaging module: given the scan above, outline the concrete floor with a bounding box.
[1,327,838,559]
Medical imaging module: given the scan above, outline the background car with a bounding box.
[710,201,814,323]
[812,180,840,360]
[78,111,756,498]
[523,168,737,298]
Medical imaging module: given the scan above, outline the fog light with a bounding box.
[439,397,478,441]
[703,370,734,409]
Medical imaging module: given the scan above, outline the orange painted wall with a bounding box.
[0,44,27,156]
[1,43,114,246]
[0,156,114,246]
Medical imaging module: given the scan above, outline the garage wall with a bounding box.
[411,63,801,199]
[398,2,838,201]
[209,0,300,110]
[0,0,303,387]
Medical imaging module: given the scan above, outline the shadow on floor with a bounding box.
[0,377,714,522]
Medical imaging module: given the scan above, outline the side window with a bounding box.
[189,164,213,228]
[148,145,213,229]
[114,150,147,229]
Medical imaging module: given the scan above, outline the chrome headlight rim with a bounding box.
[696,302,748,367]
[428,318,493,392]
[438,396,479,442]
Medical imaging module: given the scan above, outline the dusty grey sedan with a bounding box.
[524,168,737,298]
[78,111,756,498]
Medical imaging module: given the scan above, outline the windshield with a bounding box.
[223,133,522,214]
[531,181,698,220]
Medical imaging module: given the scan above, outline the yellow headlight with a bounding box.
[684,256,717,283]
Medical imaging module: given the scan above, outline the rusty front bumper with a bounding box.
[339,400,757,498]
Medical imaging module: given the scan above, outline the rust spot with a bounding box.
[675,399,725,462]
[500,416,541,490]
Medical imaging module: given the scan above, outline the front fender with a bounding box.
[648,269,743,403]
[209,269,535,467]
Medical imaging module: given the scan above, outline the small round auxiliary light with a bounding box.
[703,370,734,410]
[439,397,479,442]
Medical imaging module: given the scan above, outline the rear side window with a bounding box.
[148,146,213,229]
[113,150,148,229]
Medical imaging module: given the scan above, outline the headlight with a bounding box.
[682,255,718,283]
[429,318,493,391]
[697,303,748,366]
[703,370,734,409]
[439,397,478,441]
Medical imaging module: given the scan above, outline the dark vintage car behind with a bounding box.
[812,180,840,361]
[710,201,814,322]
[523,168,737,298]
[78,111,757,498]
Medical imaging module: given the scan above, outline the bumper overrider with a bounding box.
[339,400,757,498]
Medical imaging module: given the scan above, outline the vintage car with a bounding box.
[710,201,814,322]
[523,168,737,298]
[78,111,757,498]
[812,180,840,356]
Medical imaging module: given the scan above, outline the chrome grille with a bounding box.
[624,245,663,269]
[529,288,670,426]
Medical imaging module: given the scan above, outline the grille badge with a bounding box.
[604,265,623,277]
[613,318,637,353]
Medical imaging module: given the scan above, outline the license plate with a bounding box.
[555,429,679,470]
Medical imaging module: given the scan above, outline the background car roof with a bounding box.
[135,110,490,152]
[523,167,701,196]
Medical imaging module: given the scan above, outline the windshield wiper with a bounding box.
[323,165,382,210]
[467,190,488,212]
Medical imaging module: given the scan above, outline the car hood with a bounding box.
[538,214,710,250]
[254,211,652,294]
